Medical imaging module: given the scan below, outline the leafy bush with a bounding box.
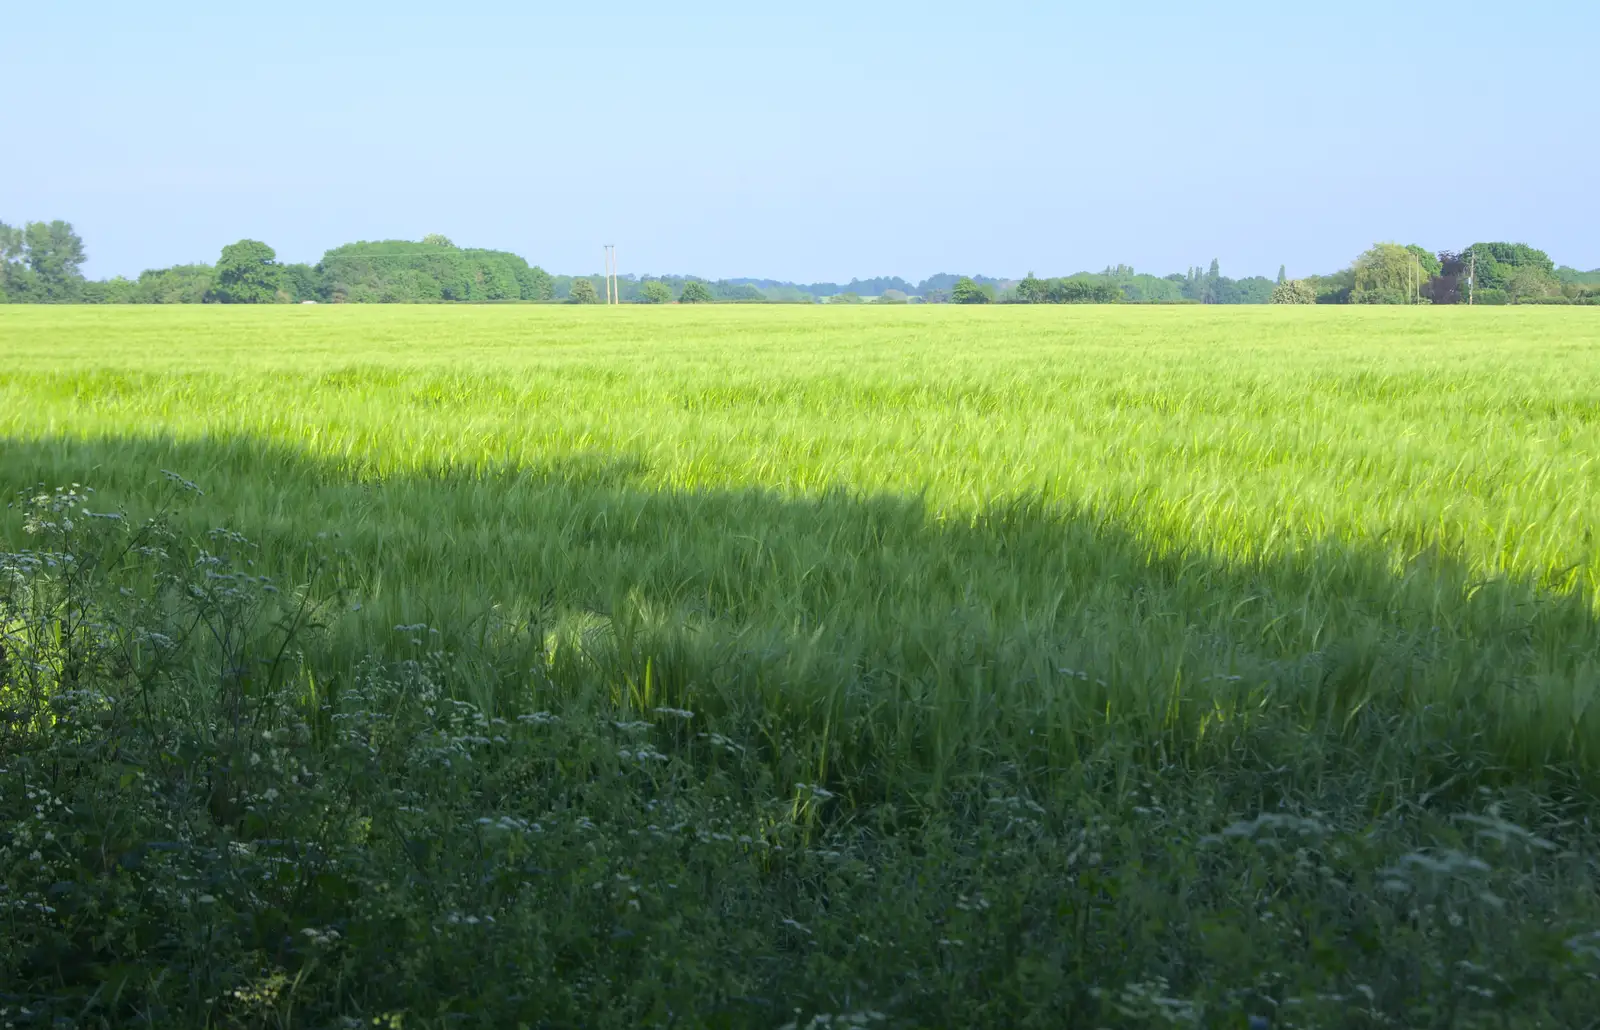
[679,280,714,304]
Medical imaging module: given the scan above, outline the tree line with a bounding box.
[1268,242,1600,306]
[3,220,1596,306]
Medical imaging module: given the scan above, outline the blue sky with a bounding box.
[4,1,1595,281]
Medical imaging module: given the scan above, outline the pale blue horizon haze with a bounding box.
[4,0,1596,283]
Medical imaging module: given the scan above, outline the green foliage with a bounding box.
[679,280,713,304]
[1505,266,1558,303]
[134,264,215,304]
[321,240,551,303]
[1015,272,1125,304]
[421,233,455,247]
[715,282,765,302]
[5,443,1600,1025]
[1557,266,1600,286]
[569,276,599,304]
[209,239,282,304]
[1165,261,1274,304]
[830,291,864,304]
[1270,279,1317,304]
[0,220,87,302]
[78,276,140,304]
[1047,276,1123,303]
[277,262,329,303]
[1465,242,1555,291]
[1405,244,1442,279]
[638,280,674,304]
[950,276,992,304]
[1351,243,1429,304]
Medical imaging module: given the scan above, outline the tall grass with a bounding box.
[2,305,1599,1025]
[4,305,1596,777]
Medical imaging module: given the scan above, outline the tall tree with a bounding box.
[1277,265,1287,284]
[210,240,282,303]
[19,221,88,301]
[1351,242,1426,304]
[0,221,29,300]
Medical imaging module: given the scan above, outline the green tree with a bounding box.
[421,233,455,247]
[1403,245,1441,280]
[278,263,328,303]
[638,280,674,304]
[135,264,215,304]
[5,220,89,301]
[80,276,139,304]
[1351,243,1427,304]
[1270,279,1317,304]
[679,280,713,304]
[1462,242,1555,292]
[210,240,282,303]
[1277,265,1287,285]
[569,277,600,304]
[1017,271,1045,303]
[0,221,30,301]
[950,277,992,304]
[1505,267,1556,303]
[831,292,863,304]
[320,241,547,303]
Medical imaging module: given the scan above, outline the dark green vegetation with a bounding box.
[3,305,1599,1026]
[6,218,1595,307]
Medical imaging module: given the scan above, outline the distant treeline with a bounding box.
[1272,242,1600,306]
[3,220,1596,306]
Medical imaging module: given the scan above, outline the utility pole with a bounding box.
[603,244,618,304]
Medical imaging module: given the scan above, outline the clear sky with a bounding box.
[4,1,1595,282]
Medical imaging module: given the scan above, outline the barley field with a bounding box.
[3,304,1599,1025]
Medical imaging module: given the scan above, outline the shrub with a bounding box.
[679,280,714,304]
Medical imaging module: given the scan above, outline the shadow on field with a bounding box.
[3,432,1597,789]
